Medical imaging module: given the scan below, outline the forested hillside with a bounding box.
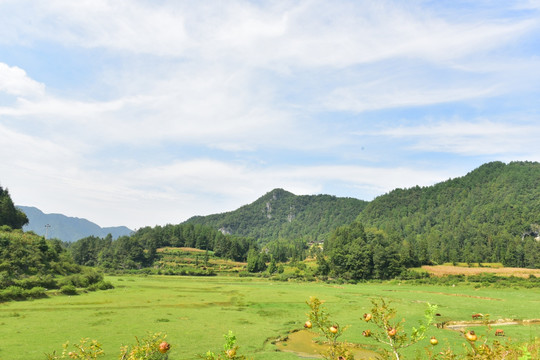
[356,161,540,268]
[0,227,110,301]
[185,188,368,243]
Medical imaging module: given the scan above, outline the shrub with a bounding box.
[26,286,47,299]
[96,281,114,290]
[0,285,24,300]
[86,281,113,292]
[60,284,77,295]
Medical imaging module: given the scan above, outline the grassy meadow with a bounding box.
[0,275,539,360]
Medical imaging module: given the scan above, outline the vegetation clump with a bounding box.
[0,227,113,302]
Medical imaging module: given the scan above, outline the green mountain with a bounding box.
[356,161,540,267]
[185,188,368,243]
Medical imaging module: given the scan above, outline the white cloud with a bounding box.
[0,63,45,97]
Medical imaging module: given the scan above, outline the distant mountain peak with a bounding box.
[184,189,368,242]
[16,205,133,242]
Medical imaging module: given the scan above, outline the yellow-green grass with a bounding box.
[0,276,538,359]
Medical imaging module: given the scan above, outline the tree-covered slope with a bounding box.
[185,188,368,242]
[0,227,110,301]
[356,161,540,267]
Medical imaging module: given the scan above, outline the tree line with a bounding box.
[68,223,258,269]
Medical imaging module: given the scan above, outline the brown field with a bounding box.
[422,265,540,278]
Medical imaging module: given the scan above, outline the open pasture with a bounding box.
[0,276,538,359]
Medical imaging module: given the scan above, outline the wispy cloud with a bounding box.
[360,119,540,158]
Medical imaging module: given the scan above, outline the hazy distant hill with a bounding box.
[356,161,540,267]
[185,188,368,242]
[16,206,133,242]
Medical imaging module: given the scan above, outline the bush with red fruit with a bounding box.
[119,332,170,360]
[305,296,353,360]
[200,330,249,360]
[46,333,170,360]
[306,297,436,360]
[45,338,104,360]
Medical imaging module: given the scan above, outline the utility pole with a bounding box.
[45,224,50,239]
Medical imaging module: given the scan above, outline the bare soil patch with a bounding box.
[274,329,379,359]
[422,265,540,278]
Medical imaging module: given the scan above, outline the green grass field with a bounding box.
[0,275,538,359]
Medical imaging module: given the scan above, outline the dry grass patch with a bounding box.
[156,246,206,253]
[422,265,540,278]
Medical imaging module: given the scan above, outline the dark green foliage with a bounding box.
[323,222,407,280]
[264,237,308,262]
[356,161,540,268]
[267,256,277,274]
[0,187,28,229]
[185,188,367,243]
[57,268,104,288]
[246,249,267,273]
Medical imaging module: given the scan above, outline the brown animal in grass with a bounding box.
[495,329,505,336]
[472,313,483,320]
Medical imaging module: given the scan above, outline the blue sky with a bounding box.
[1,0,540,229]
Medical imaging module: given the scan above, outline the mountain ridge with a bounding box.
[16,205,133,242]
[185,188,368,242]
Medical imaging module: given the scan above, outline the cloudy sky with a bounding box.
[1,1,539,230]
